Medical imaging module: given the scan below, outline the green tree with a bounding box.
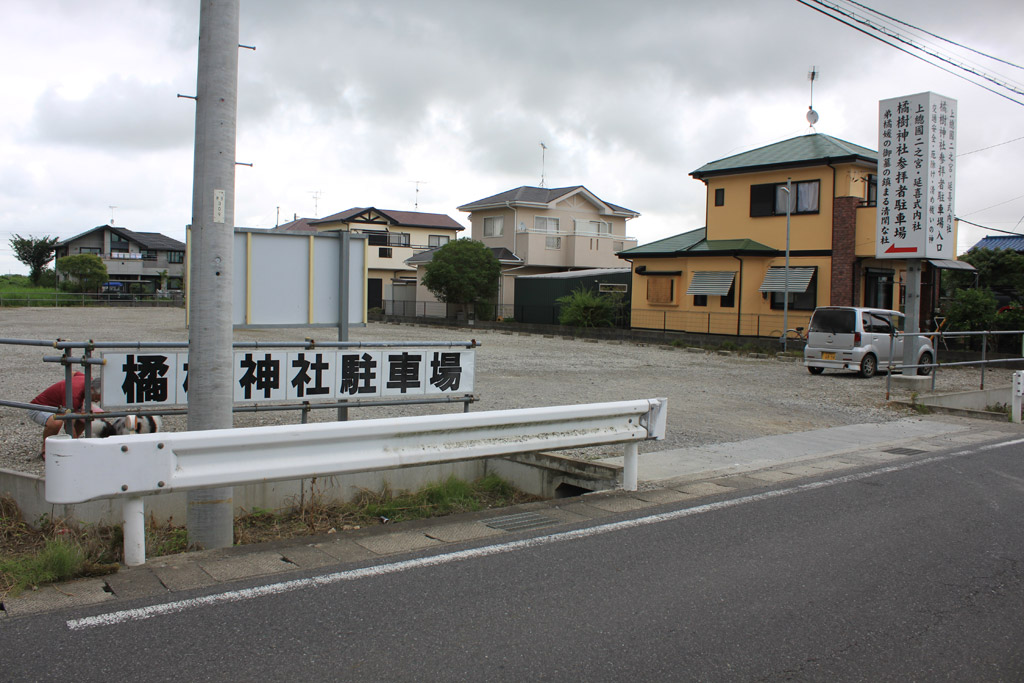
[422,240,500,316]
[943,248,1024,300]
[943,287,997,333]
[556,287,622,328]
[56,254,107,292]
[8,234,59,285]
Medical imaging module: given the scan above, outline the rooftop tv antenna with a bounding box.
[806,66,820,130]
[409,180,428,210]
[310,190,322,217]
[539,142,547,188]
[108,205,117,225]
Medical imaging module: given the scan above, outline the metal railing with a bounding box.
[0,337,482,431]
[884,329,1024,399]
[0,291,184,308]
[47,397,668,565]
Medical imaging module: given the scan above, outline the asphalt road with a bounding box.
[4,436,1024,682]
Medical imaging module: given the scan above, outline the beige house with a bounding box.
[457,186,639,306]
[273,208,464,309]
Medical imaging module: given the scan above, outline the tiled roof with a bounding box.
[270,217,319,232]
[618,227,775,257]
[57,225,185,250]
[968,235,1024,253]
[457,185,638,217]
[310,208,464,231]
[516,268,630,279]
[691,133,877,179]
[404,245,523,266]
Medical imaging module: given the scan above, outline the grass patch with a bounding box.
[237,474,535,544]
[1,475,538,597]
[985,403,1011,417]
[0,496,121,599]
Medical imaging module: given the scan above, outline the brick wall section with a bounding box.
[830,196,861,305]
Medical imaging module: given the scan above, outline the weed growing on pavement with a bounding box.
[985,403,1011,417]
[237,474,536,543]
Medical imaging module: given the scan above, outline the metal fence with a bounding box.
[0,292,184,308]
[0,337,480,433]
[889,329,1024,398]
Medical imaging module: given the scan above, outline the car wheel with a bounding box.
[808,366,824,375]
[917,351,933,376]
[860,353,877,378]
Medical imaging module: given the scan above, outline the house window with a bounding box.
[428,235,450,248]
[647,278,674,304]
[750,180,820,216]
[483,216,503,237]
[141,250,157,261]
[721,285,735,308]
[693,295,707,307]
[168,251,184,264]
[769,272,818,311]
[537,216,560,249]
[379,247,393,258]
[714,188,725,206]
[599,283,628,293]
[79,247,101,255]
[866,174,877,206]
[591,220,611,234]
[368,232,388,246]
[110,235,130,253]
[388,232,410,247]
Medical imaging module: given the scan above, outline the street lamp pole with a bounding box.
[782,178,792,352]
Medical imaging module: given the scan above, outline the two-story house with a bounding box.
[619,133,967,337]
[54,225,186,291]
[457,186,640,307]
[273,208,465,310]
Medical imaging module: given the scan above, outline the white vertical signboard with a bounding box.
[876,91,957,259]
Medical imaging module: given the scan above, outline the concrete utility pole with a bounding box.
[186,0,239,550]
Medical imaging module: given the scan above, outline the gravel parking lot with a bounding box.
[1,307,1011,477]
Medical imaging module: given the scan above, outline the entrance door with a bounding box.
[863,269,894,309]
[368,278,383,310]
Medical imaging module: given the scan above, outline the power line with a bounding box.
[958,135,1024,157]
[843,0,1024,73]
[806,0,1024,98]
[795,0,1024,107]
[958,193,1024,217]
[956,217,1024,236]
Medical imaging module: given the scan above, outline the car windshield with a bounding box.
[809,309,855,334]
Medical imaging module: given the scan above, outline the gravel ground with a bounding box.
[1,307,1012,477]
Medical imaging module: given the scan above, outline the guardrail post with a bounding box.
[123,496,146,566]
[981,332,988,389]
[1014,371,1024,425]
[623,442,639,491]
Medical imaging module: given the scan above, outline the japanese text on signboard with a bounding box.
[101,349,475,408]
[876,91,957,259]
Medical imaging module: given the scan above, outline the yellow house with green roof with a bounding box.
[618,133,968,337]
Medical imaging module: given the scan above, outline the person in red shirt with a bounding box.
[28,373,102,459]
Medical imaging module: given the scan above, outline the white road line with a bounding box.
[67,451,967,631]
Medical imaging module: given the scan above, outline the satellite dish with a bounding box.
[806,108,819,125]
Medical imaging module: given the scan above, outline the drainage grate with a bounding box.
[484,512,559,533]
[883,447,927,456]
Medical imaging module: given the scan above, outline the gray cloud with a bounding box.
[31,76,194,152]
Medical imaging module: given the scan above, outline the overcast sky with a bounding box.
[2,0,1023,275]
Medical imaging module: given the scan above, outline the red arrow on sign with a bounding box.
[885,244,919,254]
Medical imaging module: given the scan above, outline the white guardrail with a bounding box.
[46,398,667,565]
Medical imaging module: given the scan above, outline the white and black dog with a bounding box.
[95,414,163,438]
